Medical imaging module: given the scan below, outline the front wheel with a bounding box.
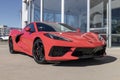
[32,39,47,64]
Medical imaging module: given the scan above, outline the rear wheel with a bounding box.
[9,37,15,54]
[32,39,46,64]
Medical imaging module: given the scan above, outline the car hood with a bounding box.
[46,32,99,42]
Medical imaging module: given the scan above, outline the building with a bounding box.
[22,0,120,47]
[0,25,9,36]
[0,25,21,37]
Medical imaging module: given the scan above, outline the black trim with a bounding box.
[15,33,24,43]
[72,45,106,58]
[49,46,71,57]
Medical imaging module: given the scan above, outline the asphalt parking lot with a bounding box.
[0,41,120,80]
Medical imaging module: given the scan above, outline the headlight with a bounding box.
[98,35,104,41]
[44,33,72,42]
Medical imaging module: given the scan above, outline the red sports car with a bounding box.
[9,22,106,64]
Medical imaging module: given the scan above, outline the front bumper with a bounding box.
[42,35,106,61]
[47,45,106,61]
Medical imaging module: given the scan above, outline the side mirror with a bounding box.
[76,28,80,32]
[25,27,31,32]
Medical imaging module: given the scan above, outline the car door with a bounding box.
[18,23,36,54]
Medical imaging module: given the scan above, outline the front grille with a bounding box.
[72,46,106,57]
[49,46,71,57]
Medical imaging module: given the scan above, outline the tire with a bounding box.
[0,38,3,41]
[9,37,15,54]
[32,39,47,64]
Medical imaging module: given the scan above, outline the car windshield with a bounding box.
[36,22,76,32]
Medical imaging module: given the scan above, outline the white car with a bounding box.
[0,36,9,41]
